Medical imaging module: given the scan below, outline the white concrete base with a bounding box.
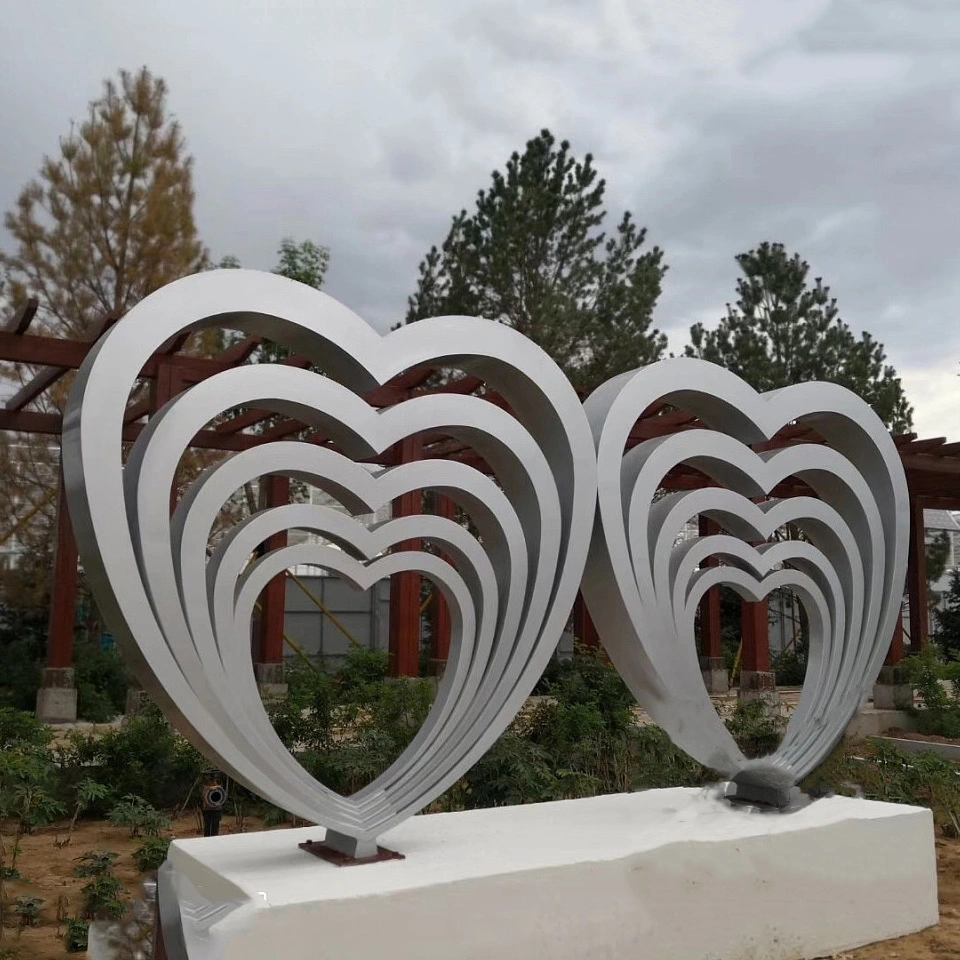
[35,685,77,723]
[163,789,938,960]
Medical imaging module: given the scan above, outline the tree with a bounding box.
[686,242,912,432]
[2,66,207,340]
[934,568,960,660]
[406,129,668,393]
[0,67,207,649]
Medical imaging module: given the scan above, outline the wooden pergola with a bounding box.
[1,298,956,716]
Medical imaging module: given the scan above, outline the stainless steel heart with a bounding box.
[62,269,597,856]
[583,358,909,791]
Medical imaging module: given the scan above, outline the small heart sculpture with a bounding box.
[583,358,909,795]
[63,269,596,855]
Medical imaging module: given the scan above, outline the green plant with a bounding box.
[108,794,171,838]
[725,699,785,758]
[64,917,89,952]
[56,703,205,809]
[80,875,126,921]
[905,647,960,738]
[12,896,44,929]
[73,850,120,879]
[59,778,112,846]
[133,835,171,873]
[772,646,807,686]
[73,642,129,722]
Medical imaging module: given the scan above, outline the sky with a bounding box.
[1,0,958,438]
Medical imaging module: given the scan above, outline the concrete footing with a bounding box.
[162,789,939,960]
[254,662,288,702]
[699,656,728,695]
[873,665,914,710]
[35,667,77,723]
[738,670,779,711]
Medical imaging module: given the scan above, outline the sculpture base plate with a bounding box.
[297,838,404,867]
[161,788,938,960]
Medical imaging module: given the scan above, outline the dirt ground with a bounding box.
[1,813,958,959]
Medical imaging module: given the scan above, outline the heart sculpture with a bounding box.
[582,358,909,802]
[62,269,597,856]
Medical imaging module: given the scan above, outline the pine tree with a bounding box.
[2,67,207,340]
[407,129,667,393]
[934,568,960,660]
[686,242,912,431]
[0,67,207,615]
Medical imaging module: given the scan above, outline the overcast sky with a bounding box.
[1,0,958,438]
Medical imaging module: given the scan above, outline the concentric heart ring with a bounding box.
[583,358,909,792]
[63,269,597,856]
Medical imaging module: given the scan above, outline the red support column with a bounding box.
[885,609,905,666]
[255,473,289,686]
[572,592,601,650]
[697,517,727,694]
[875,603,912,709]
[36,467,79,721]
[431,494,455,671]
[906,495,928,653]
[739,597,776,700]
[389,435,423,677]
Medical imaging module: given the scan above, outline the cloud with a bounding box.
[0,0,956,437]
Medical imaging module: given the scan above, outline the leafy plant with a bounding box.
[108,794,171,838]
[133,836,171,873]
[64,917,89,953]
[59,778,112,846]
[725,699,785,758]
[80,875,126,921]
[905,647,960,738]
[12,896,44,929]
[73,850,120,879]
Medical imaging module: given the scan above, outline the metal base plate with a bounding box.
[298,839,405,867]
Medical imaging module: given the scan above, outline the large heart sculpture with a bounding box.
[62,269,596,856]
[582,358,909,796]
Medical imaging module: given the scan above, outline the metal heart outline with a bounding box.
[63,269,597,853]
[584,358,908,782]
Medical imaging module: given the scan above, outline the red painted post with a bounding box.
[572,593,601,649]
[906,496,928,653]
[36,467,79,721]
[697,516,722,661]
[741,600,771,673]
[46,470,78,670]
[885,608,905,666]
[389,435,423,677]
[256,473,290,676]
[431,494,455,668]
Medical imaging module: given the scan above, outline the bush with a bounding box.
[108,795,171,838]
[57,703,205,808]
[73,850,120,878]
[905,647,960,739]
[80,875,126,921]
[772,647,807,686]
[133,835,171,873]
[65,917,89,952]
[73,642,130,721]
[725,699,785,757]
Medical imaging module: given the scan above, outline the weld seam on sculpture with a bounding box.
[63,269,596,858]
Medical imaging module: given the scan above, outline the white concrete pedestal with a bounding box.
[162,788,938,960]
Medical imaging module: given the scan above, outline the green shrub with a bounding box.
[725,699,785,757]
[13,895,44,928]
[133,835,171,873]
[772,647,807,686]
[905,647,960,739]
[108,794,171,838]
[73,850,120,878]
[57,703,205,808]
[73,642,130,720]
[80,874,126,921]
[65,917,89,952]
